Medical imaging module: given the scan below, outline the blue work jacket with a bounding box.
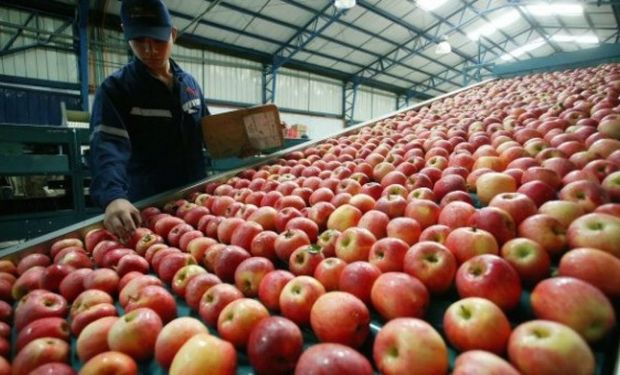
[89,57,208,208]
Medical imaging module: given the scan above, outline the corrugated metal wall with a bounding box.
[276,68,343,116]
[0,85,81,125]
[0,8,78,84]
[353,86,397,121]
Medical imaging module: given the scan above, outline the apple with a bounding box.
[29,363,76,375]
[403,241,457,294]
[234,257,275,297]
[404,199,440,229]
[15,291,68,332]
[370,272,429,320]
[119,275,163,307]
[313,257,347,291]
[475,172,517,206]
[438,201,476,229]
[310,291,369,348]
[453,350,520,375]
[517,180,556,207]
[217,298,269,349]
[445,226,499,264]
[279,275,325,326]
[184,273,222,311]
[79,351,138,375]
[167,223,194,248]
[0,260,16,275]
[338,261,381,304]
[41,264,75,293]
[16,317,70,352]
[230,221,263,251]
[171,264,207,297]
[316,228,340,258]
[500,238,551,285]
[521,167,562,190]
[531,276,616,343]
[169,333,236,375]
[567,213,620,257]
[58,268,92,302]
[518,214,568,256]
[373,318,448,375]
[212,245,251,283]
[11,266,45,301]
[295,343,373,375]
[107,307,163,361]
[83,268,120,296]
[289,244,325,276]
[326,204,362,232]
[305,201,336,230]
[247,316,303,375]
[386,217,421,246]
[84,228,116,253]
[199,283,244,327]
[258,270,295,311]
[334,227,377,263]
[368,237,409,272]
[154,317,209,369]
[157,252,197,284]
[508,320,594,375]
[602,170,620,201]
[357,209,390,239]
[559,180,610,212]
[443,297,511,354]
[489,193,538,225]
[456,254,522,311]
[76,316,118,362]
[50,237,84,258]
[70,302,117,336]
[538,200,585,227]
[274,229,311,263]
[248,231,278,261]
[11,337,70,375]
[124,285,177,323]
[115,254,149,276]
[17,253,51,275]
[559,247,620,298]
[419,224,451,243]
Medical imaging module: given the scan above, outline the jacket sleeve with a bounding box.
[88,84,131,208]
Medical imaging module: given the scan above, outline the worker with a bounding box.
[89,0,209,241]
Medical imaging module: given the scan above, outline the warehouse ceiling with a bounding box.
[3,0,620,99]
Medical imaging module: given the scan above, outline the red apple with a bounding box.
[184,273,222,311]
[334,227,376,263]
[58,268,92,302]
[456,254,522,311]
[508,320,594,375]
[154,317,209,369]
[279,275,325,326]
[373,318,448,375]
[247,316,303,375]
[168,333,236,375]
[326,204,362,232]
[76,316,118,362]
[83,268,119,296]
[15,290,68,331]
[453,350,520,375]
[199,283,243,327]
[403,241,457,294]
[124,285,177,323]
[274,229,311,263]
[443,297,511,354]
[234,257,275,297]
[258,270,295,311]
[338,261,381,305]
[538,200,585,227]
[70,302,118,336]
[559,247,620,298]
[107,307,163,361]
[295,343,372,375]
[500,238,550,285]
[217,298,269,349]
[357,209,390,239]
[567,213,620,257]
[171,264,207,298]
[370,272,429,320]
[16,317,70,352]
[559,180,609,212]
[11,337,70,375]
[368,237,409,272]
[531,276,616,343]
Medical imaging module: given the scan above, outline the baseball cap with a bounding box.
[121,0,173,42]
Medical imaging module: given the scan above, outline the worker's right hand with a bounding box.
[104,198,141,242]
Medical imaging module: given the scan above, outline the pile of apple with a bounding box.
[2,63,620,375]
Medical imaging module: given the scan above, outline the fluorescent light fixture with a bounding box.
[417,0,449,11]
[551,34,599,44]
[500,38,546,61]
[334,0,356,10]
[467,9,520,40]
[435,40,452,55]
[524,3,583,16]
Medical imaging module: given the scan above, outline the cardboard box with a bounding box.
[202,104,284,158]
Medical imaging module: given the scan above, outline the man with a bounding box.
[89,0,208,240]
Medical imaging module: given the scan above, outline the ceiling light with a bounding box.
[334,0,356,10]
[435,40,452,55]
[524,3,583,16]
[551,34,599,44]
[417,0,449,11]
[500,38,546,61]
[467,9,520,40]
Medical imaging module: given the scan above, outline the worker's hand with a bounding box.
[104,198,141,242]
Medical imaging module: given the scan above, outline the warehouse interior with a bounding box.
[1,0,620,373]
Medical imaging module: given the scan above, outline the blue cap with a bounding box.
[121,0,173,42]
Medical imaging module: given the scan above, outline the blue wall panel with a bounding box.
[0,85,81,126]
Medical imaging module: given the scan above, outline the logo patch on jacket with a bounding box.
[182,98,201,114]
[186,87,198,97]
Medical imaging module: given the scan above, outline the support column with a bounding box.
[77,0,89,112]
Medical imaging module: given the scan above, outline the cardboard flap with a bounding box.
[202,104,283,158]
